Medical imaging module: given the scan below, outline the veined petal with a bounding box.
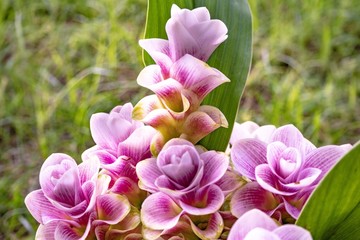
[227,209,278,240]
[132,95,164,121]
[181,106,227,144]
[170,54,229,101]
[274,225,313,240]
[78,157,100,184]
[199,151,229,187]
[230,182,280,218]
[179,185,224,215]
[186,212,224,240]
[231,139,267,180]
[36,222,57,240]
[255,164,296,196]
[216,170,245,196]
[136,157,162,193]
[118,126,156,163]
[109,206,140,233]
[25,190,67,224]
[137,65,163,89]
[280,168,321,191]
[230,121,260,145]
[95,193,131,225]
[141,192,183,230]
[110,177,145,208]
[244,228,280,240]
[139,39,172,77]
[271,125,305,150]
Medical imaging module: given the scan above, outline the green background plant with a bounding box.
[0,0,359,238]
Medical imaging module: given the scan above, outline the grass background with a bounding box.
[0,0,358,238]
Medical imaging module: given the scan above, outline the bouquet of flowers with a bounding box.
[24,2,359,240]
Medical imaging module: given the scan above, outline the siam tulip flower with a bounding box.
[136,138,229,239]
[25,153,108,239]
[140,4,228,77]
[227,209,313,240]
[229,121,276,146]
[230,124,352,219]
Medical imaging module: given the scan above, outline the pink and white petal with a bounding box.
[255,164,295,196]
[199,151,229,187]
[141,108,176,130]
[90,113,132,150]
[216,170,245,196]
[111,103,134,122]
[281,168,321,191]
[170,55,229,99]
[95,193,131,225]
[253,125,277,144]
[142,226,164,240]
[132,95,164,121]
[229,121,260,145]
[110,177,145,208]
[244,228,281,240]
[231,139,267,180]
[230,182,280,218]
[282,199,301,219]
[54,222,84,240]
[117,126,155,163]
[136,157,162,192]
[40,153,77,171]
[186,212,224,240]
[109,206,140,233]
[25,190,67,224]
[136,64,163,89]
[191,6,210,21]
[141,192,183,230]
[166,19,199,61]
[304,145,351,179]
[78,157,100,184]
[271,125,304,149]
[179,185,224,215]
[227,209,278,240]
[36,222,57,240]
[274,225,313,240]
[181,107,227,144]
[266,141,287,177]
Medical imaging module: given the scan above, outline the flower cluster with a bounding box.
[25,4,352,240]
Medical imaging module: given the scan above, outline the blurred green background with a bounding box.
[0,0,359,238]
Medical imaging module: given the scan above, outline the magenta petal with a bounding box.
[136,157,162,193]
[179,185,224,215]
[186,212,224,239]
[54,218,94,240]
[78,158,100,184]
[274,225,313,240]
[141,192,183,230]
[231,139,267,180]
[118,126,156,162]
[230,182,280,218]
[227,209,278,240]
[255,164,295,196]
[199,151,229,187]
[95,193,131,225]
[25,190,67,224]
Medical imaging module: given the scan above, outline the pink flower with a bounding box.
[140,4,228,77]
[136,139,229,239]
[230,124,352,219]
[228,209,313,240]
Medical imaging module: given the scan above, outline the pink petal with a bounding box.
[281,168,321,191]
[231,139,267,180]
[95,193,131,225]
[137,65,163,89]
[78,158,100,184]
[110,177,145,208]
[199,151,229,187]
[215,170,244,196]
[170,54,229,101]
[90,113,132,150]
[304,145,351,180]
[132,95,164,121]
[108,206,140,233]
[274,225,313,240]
[181,106,228,144]
[244,228,281,240]
[230,121,260,145]
[141,192,183,230]
[25,190,67,224]
[36,222,57,240]
[54,217,94,240]
[283,199,301,219]
[186,212,224,239]
[230,182,281,218]
[118,126,156,163]
[227,209,278,240]
[179,185,224,215]
[136,157,162,193]
[255,164,296,196]
[271,125,304,149]
[40,153,77,171]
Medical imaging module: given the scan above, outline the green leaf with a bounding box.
[296,142,360,240]
[143,0,253,151]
